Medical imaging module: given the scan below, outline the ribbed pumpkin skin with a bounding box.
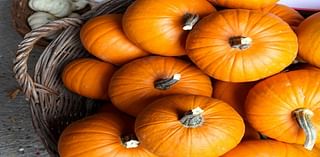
[58,112,156,157]
[186,9,298,82]
[135,95,245,157]
[223,140,320,157]
[260,4,304,30]
[208,0,279,9]
[123,0,215,56]
[213,81,256,117]
[80,14,148,65]
[245,70,320,145]
[213,81,260,140]
[62,58,116,100]
[109,56,213,117]
[297,12,320,68]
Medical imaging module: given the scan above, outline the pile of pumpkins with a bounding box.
[57,0,320,156]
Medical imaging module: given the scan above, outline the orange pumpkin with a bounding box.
[245,70,320,150]
[109,56,212,117]
[208,0,279,9]
[135,95,245,157]
[123,0,215,56]
[260,4,304,30]
[58,112,156,157]
[80,14,148,65]
[223,140,320,157]
[186,9,298,82]
[213,81,260,140]
[297,12,320,68]
[62,58,116,100]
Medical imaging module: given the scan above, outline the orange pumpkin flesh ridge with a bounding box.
[245,70,320,150]
[186,9,298,82]
[135,95,245,157]
[123,0,216,56]
[109,56,212,117]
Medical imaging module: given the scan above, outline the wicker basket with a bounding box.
[13,0,134,156]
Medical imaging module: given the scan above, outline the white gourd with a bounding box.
[69,0,89,11]
[27,12,57,29]
[28,0,72,17]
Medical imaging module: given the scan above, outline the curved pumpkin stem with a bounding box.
[121,134,140,149]
[154,74,181,90]
[183,13,200,31]
[180,107,204,128]
[293,108,316,150]
[229,36,252,50]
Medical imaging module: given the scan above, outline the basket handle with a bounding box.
[13,18,83,104]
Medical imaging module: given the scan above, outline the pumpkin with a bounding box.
[135,95,245,157]
[260,4,304,31]
[245,70,320,150]
[223,140,320,157]
[122,0,215,56]
[297,12,320,68]
[208,0,279,9]
[186,9,298,82]
[109,56,212,117]
[213,81,260,140]
[62,58,116,100]
[80,14,148,65]
[58,112,156,156]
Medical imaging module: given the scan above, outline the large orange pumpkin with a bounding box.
[245,70,320,150]
[80,14,148,65]
[58,111,156,157]
[260,4,304,30]
[186,9,298,82]
[208,0,279,9]
[135,95,245,157]
[123,0,215,56]
[109,56,212,117]
[223,140,320,157]
[62,58,116,100]
[297,12,320,68]
[213,80,260,140]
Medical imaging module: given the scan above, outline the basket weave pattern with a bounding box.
[13,0,134,156]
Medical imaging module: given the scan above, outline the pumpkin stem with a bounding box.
[183,13,200,31]
[293,108,316,150]
[229,36,252,50]
[121,134,139,149]
[180,107,204,128]
[154,74,181,90]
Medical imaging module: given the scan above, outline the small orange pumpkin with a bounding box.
[223,140,320,157]
[62,58,116,100]
[109,56,212,116]
[208,0,279,9]
[297,12,320,68]
[80,14,148,65]
[135,95,245,157]
[260,4,304,30]
[186,9,298,82]
[58,111,156,157]
[245,70,320,150]
[123,0,215,56]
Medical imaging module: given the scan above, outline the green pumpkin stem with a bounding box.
[180,107,204,128]
[154,74,181,90]
[121,134,139,149]
[229,36,252,50]
[293,108,316,150]
[183,13,200,31]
